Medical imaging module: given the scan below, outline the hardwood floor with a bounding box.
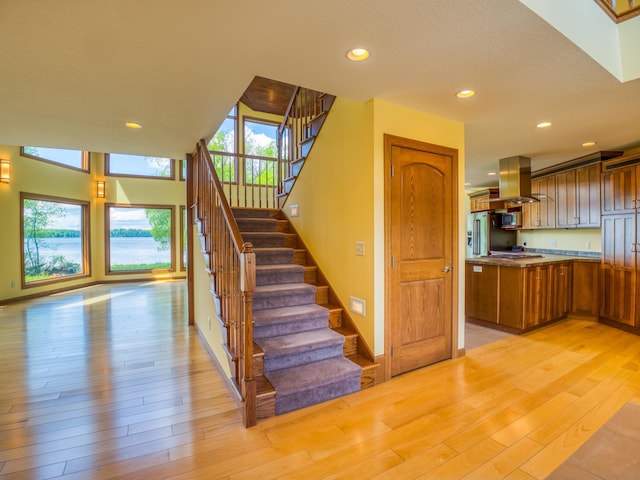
[1,281,639,479]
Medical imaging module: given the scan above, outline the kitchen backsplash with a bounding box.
[517,228,601,254]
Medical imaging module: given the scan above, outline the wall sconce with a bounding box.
[0,159,10,183]
[96,180,105,198]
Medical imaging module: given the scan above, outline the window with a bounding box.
[180,159,187,181]
[21,193,89,286]
[21,146,89,172]
[106,205,175,273]
[207,105,238,182]
[243,118,279,186]
[106,153,174,179]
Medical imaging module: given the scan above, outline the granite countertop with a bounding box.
[465,253,601,267]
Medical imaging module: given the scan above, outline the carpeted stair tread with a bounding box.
[267,357,362,396]
[257,328,344,363]
[256,264,305,286]
[253,248,294,265]
[253,304,329,339]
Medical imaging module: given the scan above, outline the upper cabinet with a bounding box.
[602,161,638,215]
[520,151,622,231]
[522,175,556,229]
[556,162,602,228]
[469,188,504,212]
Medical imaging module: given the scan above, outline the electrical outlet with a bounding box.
[10,280,16,288]
[586,240,591,250]
[550,240,557,247]
[355,241,365,256]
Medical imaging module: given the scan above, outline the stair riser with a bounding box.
[253,291,316,311]
[264,344,344,373]
[255,251,294,265]
[237,219,279,232]
[343,336,358,357]
[254,315,328,340]
[256,269,305,286]
[276,376,360,415]
[242,233,296,248]
[232,208,280,219]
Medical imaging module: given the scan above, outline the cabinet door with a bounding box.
[572,261,599,316]
[465,263,498,323]
[576,163,601,228]
[549,262,571,320]
[601,166,636,215]
[523,266,548,329]
[600,215,636,325]
[556,170,577,228]
[524,178,541,228]
[539,175,556,228]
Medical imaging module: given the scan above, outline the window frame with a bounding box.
[180,205,187,272]
[105,154,176,180]
[20,192,91,288]
[20,146,90,173]
[242,116,280,187]
[105,203,176,275]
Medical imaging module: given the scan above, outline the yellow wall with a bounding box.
[284,97,376,350]
[284,97,466,356]
[0,145,186,302]
[372,99,466,353]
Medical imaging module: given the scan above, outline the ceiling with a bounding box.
[1,0,639,188]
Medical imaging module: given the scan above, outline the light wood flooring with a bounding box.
[1,281,640,479]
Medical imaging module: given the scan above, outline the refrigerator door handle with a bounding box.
[473,219,480,256]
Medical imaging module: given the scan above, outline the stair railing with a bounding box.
[277,87,332,205]
[193,139,257,427]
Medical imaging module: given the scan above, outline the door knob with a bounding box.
[442,265,452,273]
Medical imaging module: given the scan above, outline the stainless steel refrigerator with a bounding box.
[466,212,517,257]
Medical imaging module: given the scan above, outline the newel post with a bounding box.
[240,242,256,427]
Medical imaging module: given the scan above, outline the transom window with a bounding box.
[21,146,89,172]
[106,153,174,179]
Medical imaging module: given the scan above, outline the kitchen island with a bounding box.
[466,254,600,334]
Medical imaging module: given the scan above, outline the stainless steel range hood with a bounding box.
[497,155,538,204]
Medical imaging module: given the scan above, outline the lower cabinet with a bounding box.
[466,261,572,333]
[572,261,600,317]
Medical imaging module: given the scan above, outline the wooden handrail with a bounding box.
[193,139,256,427]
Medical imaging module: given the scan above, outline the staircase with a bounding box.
[233,207,376,417]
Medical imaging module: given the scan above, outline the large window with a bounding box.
[21,146,89,172]
[21,193,89,286]
[105,205,175,273]
[243,118,278,186]
[106,153,174,179]
[207,105,238,182]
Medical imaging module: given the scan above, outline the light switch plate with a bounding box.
[290,204,299,217]
[355,241,365,256]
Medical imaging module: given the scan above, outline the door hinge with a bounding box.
[391,164,395,177]
[391,345,394,357]
[391,255,395,267]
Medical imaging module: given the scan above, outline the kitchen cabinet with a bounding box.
[466,259,572,333]
[600,154,640,332]
[469,188,504,212]
[465,263,498,323]
[556,163,601,228]
[572,261,599,317]
[522,175,556,229]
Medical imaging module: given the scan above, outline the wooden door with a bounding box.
[385,135,457,377]
[600,214,636,325]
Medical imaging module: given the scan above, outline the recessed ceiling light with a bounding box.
[456,89,476,99]
[125,122,142,129]
[346,48,370,62]
[582,141,597,147]
[488,172,497,176]
[536,121,552,128]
